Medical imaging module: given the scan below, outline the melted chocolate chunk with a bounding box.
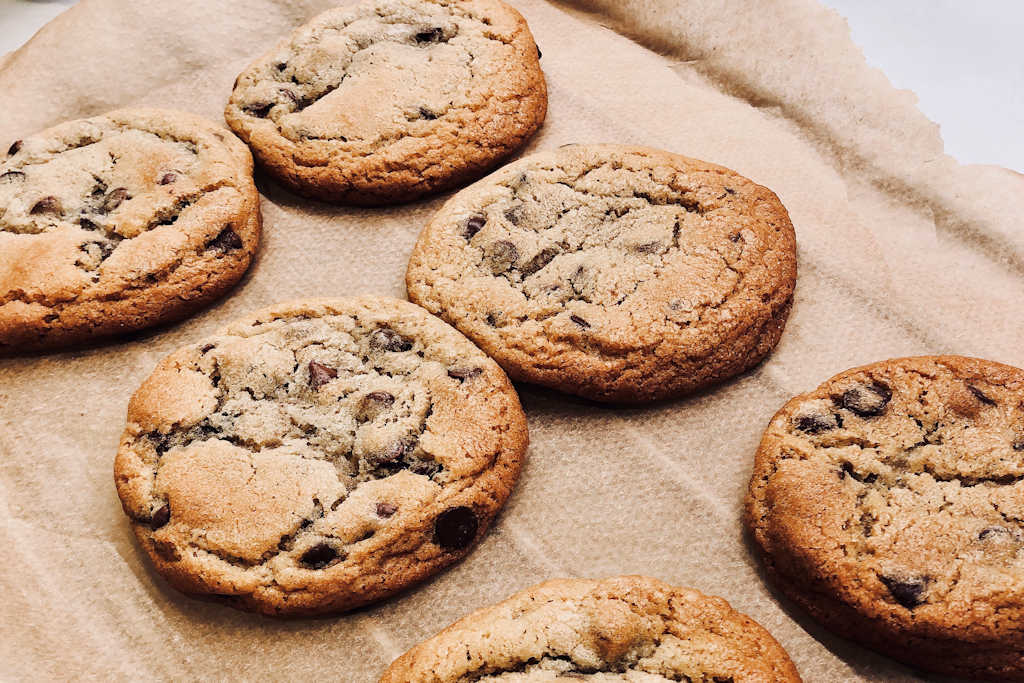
[410,460,440,477]
[158,172,178,185]
[463,213,487,239]
[207,227,243,252]
[979,526,1013,541]
[794,412,838,433]
[503,206,524,225]
[369,327,412,352]
[434,506,478,550]
[364,391,395,407]
[967,383,997,406]
[415,27,444,43]
[150,504,171,530]
[418,107,438,120]
[8,140,22,156]
[521,246,559,275]
[370,439,411,468]
[30,196,62,215]
[448,367,483,381]
[299,543,340,569]
[879,573,929,609]
[840,462,877,484]
[244,102,273,118]
[839,383,891,417]
[485,240,519,274]
[308,360,338,390]
[376,502,398,518]
[101,187,129,212]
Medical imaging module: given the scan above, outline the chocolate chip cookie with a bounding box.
[746,356,1024,680]
[0,108,260,353]
[114,297,528,616]
[406,144,797,403]
[379,575,802,681]
[225,0,546,205]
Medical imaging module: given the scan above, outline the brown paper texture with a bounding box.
[1,0,1022,680]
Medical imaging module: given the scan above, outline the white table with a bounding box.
[1,0,1021,171]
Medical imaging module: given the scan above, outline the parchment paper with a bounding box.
[2,1,1022,680]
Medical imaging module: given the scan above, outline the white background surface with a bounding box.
[0,0,1021,171]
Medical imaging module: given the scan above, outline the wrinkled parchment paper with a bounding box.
[2,0,1022,680]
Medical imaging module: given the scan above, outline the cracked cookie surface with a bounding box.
[745,356,1024,680]
[406,144,797,403]
[225,0,546,205]
[0,108,260,353]
[379,575,801,682]
[114,296,528,616]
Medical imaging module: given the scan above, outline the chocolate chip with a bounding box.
[7,140,22,156]
[101,187,129,212]
[199,343,215,354]
[280,88,299,103]
[485,240,518,274]
[879,573,929,609]
[839,383,891,417]
[243,102,273,118]
[30,196,61,215]
[979,526,1012,541]
[150,504,171,530]
[418,107,437,120]
[434,506,478,550]
[967,383,997,406]
[570,314,590,328]
[485,313,499,327]
[275,62,287,72]
[369,327,412,352]
[536,44,542,59]
[364,391,395,407]
[308,360,337,389]
[79,217,98,231]
[729,232,742,243]
[0,170,25,183]
[462,213,486,239]
[415,27,444,43]
[795,412,838,433]
[448,367,483,381]
[1013,438,1024,452]
[376,502,398,518]
[158,172,177,185]
[299,543,340,569]
[207,226,243,252]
